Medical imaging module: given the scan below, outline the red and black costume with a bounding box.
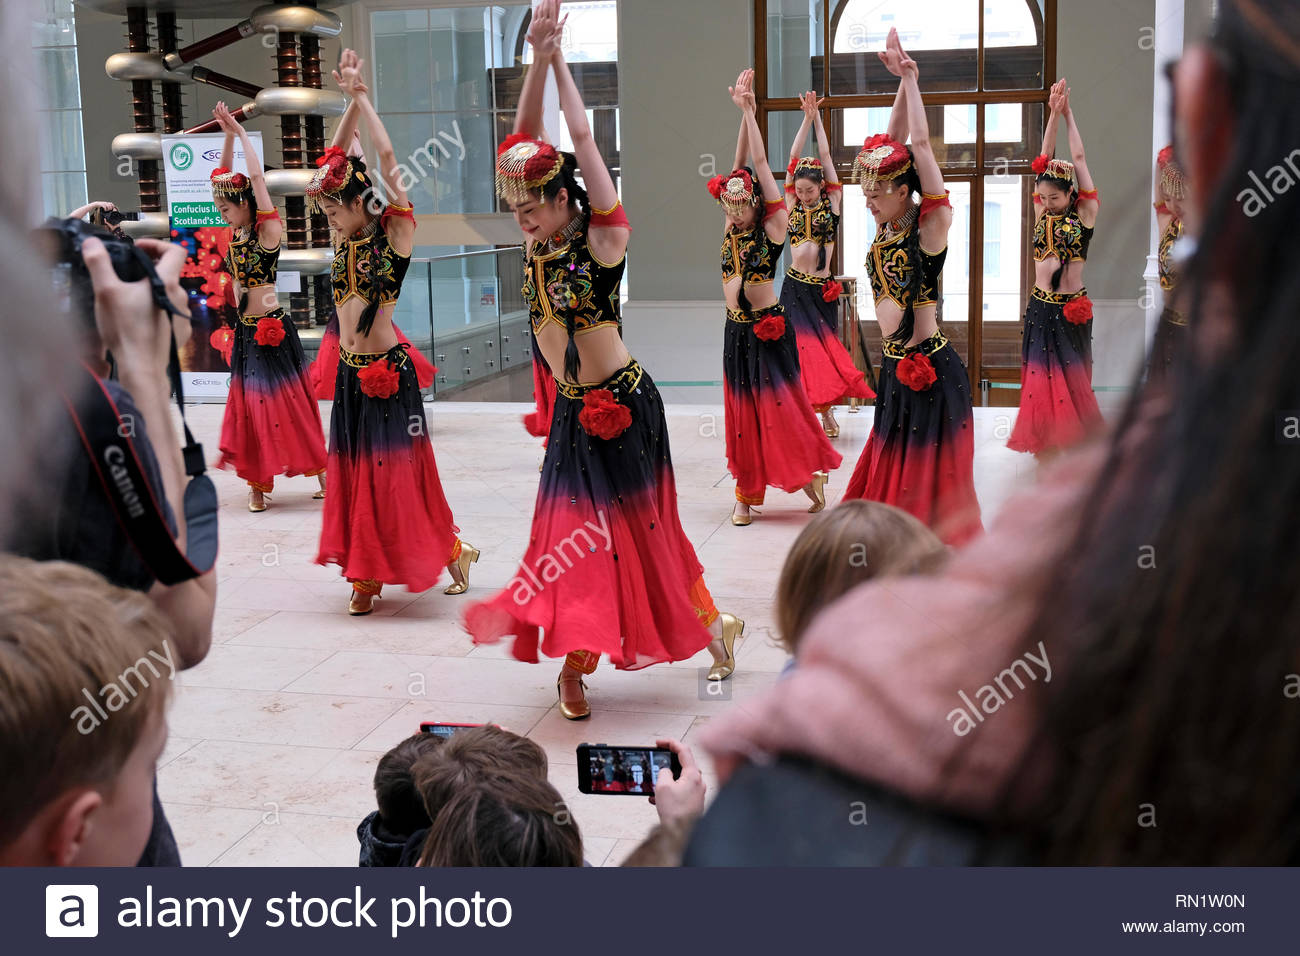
[1007,156,1103,455]
[712,169,841,507]
[841,136,982,546]
[306,149,466,595]
[781,159,875,415]
[1147,146,1186,385]
[211,168,326,494]
[465,136,717,673]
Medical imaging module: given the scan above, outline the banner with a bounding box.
[162,132,265,400]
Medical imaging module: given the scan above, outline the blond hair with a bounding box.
[775,500,948,654]
[0,556,174,847]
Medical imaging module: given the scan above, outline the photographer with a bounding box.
[11,229,218,866]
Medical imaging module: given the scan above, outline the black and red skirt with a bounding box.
[843,329,983,546]
[464,359,718,670]
[315,344,460,591]
[1146,305,1187,387]
[780,269,875,411]
[217,308,326,492]
[1007,287,1103,455]
[724,305,842,505]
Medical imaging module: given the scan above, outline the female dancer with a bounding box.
[463,0,743,720]
[210,102,326,511]
[841,30,982,547]
[782,90,875,438]
[1147,145,1187,385]
[310,49,477,615]
[716,69,840,527]
[1006,78,1103,456]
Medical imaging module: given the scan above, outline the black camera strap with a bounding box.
[65,361,216,585]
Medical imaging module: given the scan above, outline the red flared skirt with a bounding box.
[843,330,983,547]
[724,306,842,504]
[464,360,716,670]
[1007,289,1103,456]
[217,310,327,489]
[315,345,459,590]
[780,270,875,410]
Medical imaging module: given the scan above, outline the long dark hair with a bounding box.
[731,165,767,317]
[1001,0,1300,864]
[1035,171,1079,291]
[337,156,400,337]
[885,162,924,346]
[793,167,833,272]
[534,151,590,384]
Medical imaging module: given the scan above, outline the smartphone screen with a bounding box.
[577,745,680,795]
[420,722,482,739]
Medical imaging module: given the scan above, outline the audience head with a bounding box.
[411,724,547,823]
[418,769,582,867]
[0,557,173,866]
[775,501,947,655]
[372,732,446,835]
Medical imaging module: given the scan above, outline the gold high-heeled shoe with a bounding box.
[806,472,828,514]
[732,504,760,527]
[443,543,480,595]
[349,588,380,616]
[823,412,840,438]
[556,674,590,720]
[248,489,269,513]
[708,612,745,681]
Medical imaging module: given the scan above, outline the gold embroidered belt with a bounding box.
[555,359,644,399]
[881,329,950,360]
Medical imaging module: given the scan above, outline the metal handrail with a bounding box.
[411,245,524,264]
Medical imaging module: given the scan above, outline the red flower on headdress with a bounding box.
[498,132,535,157]
[358,359,401,399]
[254,315,286,347]
[312,146,351,193]
[896,351,937,391]
[754,313,787,342]
[211,166,230,178]
[862,133,893,151]
[578,388,633,440]
[1062,296,1094,325]
[209,326,234,365]
[1031,153,1050,175]
[707,175,727,199]
[1157,145,1176,168]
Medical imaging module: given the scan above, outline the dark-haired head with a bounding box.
[418,769,582,867]
[505,151,588,243]
[792,166,825,209]
[373,732,445,836]
[318,154,378,240]
[213,188,255,231]
[1033,173,1076,216]
[995,0,1300,864]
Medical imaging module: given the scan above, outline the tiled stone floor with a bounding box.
[160,396,1053,866]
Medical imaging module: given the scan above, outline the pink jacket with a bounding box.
[699,433,1130,818]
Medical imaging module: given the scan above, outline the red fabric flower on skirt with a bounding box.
[209,327,233,366]
[578,388,633,440]
[254,315,286,347]
[753,313,787,341]
[358,359,401,399]
[1062,295,1094,324]
[822,279,843,303]
[895,351,937,391]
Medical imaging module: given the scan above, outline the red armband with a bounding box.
[919,190,952,218]
[589,200,631,230]
[785,180,796,192]
[255,208,280,227]
[381,203,416,227]
[762,197,786,221]
[824,182,842,193]
[786,159,798,178]
[1153,200,1169,214]
[1033,193,1044,205]
[1077,188,1099,202]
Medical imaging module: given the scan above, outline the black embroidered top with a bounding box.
[788,196,839,249]
[867,225,946,310]
[523,221,624,337]
[1033,211,1094,264]
[721,224,783,285]
[331,220,411,308]
[224,228,280,291]
[1158,217,1182,292]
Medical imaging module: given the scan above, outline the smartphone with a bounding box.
[576,744,681,795]
[420,721,483,739]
